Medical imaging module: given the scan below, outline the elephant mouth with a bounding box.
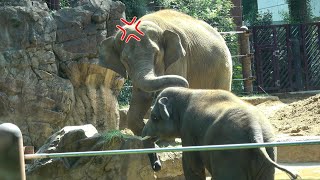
[141,135,162,172]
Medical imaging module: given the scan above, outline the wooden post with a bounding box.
[239,26,253,93]
[0,123,26,180]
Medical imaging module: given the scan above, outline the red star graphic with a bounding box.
[116,16,145,43]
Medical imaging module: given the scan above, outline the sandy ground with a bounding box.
[275,163,320,180]
[256,93,320,136]
[205,163,320,180]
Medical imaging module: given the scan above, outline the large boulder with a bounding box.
[26,125,156,180]
[0,0,125,149]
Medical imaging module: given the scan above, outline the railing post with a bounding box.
[239,26,253,93]
[0,123,26,180]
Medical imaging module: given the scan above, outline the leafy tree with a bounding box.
[252,10,273,26]
[286,0,312,23]
[242,0,258,25]
[155,0,234,32]
[117,0,148,19]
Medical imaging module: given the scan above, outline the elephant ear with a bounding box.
[98,37,127,78]
[158,97,172,120]
[163,30,186,70]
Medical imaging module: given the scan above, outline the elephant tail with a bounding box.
[256,145,300,180]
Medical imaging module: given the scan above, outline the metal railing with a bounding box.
[25,140,320,160]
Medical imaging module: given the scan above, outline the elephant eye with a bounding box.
[152,115,158,121]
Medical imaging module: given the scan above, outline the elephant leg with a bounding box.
[127,87,153,135]
[182,152,206,180]
[211,150,250,180]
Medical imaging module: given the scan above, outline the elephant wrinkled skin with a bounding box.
[98,10,232,135]
[142,87,299,180]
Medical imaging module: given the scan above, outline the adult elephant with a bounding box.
[99,9,232,135]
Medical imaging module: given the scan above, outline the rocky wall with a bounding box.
[26,125,155,180]
[0,0,125,148]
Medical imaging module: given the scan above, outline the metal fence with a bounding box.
[251,22,320,93]
[2,123,320,180]
[24,139,320,160]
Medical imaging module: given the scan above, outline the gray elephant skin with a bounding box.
[98,9,232,135]
[142,87,298,180]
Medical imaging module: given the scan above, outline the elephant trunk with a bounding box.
[142,126,161,171]
[131,63,189,92]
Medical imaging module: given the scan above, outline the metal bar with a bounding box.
[272,26,280,91]
[231,54,254,58]
[301,24,309,90]
[318,23,320,53]
[24,140,320,160]
[232,54,247,58]
[219,31,247,35]
[233,76,256,81]
[286,24,293,91]
[252,27,262,92]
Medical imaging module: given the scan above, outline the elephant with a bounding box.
[142,87,299,180]
[98,9,232,135]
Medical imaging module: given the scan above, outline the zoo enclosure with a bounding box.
[251,22,320,93]
[2,123,320,180]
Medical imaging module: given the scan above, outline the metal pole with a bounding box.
[239,26,254,93]
[25,140,320,160]
[0,123,26,180]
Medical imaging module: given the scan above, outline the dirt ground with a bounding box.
[255,93,320,136]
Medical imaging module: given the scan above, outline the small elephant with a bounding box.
[98,9,232,135]
[142,87,298,180]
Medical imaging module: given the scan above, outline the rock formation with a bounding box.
[26,125,156,180]
[0,0,125,148]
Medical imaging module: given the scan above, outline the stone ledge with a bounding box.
[277,135,320,163]
[155,136,320,179]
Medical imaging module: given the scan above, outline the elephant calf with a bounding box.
[142,87,298,180]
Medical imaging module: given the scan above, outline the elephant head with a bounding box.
[98,20,189,92]
[142,96,179,171]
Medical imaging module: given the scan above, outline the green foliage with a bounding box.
[101,130,130,141]
[242,0,258,25]
[286,0,312,23]
[242,0,272,26]
[155,0,234,32]
[117,0,148,19]
[100,130,132,147]
[60,0,70,8]
[252,10,273,26]
[232,64,243,93]
[279,10,290,24]
[243,10,273,26]
[118,80,132,107]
